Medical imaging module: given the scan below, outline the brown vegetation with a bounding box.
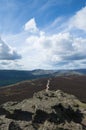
[0,75,86,104]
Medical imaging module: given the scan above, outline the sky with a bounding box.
[0,0,86,70]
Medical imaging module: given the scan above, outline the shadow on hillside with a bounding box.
[6,109,33,121]
[32,104,83,124]
[52,103,83,123]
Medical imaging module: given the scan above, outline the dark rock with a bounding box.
[52,103,83,123]
[8,121,22,130]
[0,89,86,130]
[6,109,33,121]
[32,109,49,123]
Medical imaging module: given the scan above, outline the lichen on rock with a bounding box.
[0,89,86,130]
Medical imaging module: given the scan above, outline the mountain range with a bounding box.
[0,69,86,87]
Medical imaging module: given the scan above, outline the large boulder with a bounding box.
[0,90,86,130]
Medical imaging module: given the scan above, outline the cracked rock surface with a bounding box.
[0,90,86,130]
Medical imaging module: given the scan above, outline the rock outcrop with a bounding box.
[0,90,86,130]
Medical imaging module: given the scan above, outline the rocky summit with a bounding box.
[0,89,86,130]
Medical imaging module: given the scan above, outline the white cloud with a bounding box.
[0,37,21,60]
[0,60,23,70]
[24,18,38,33]
[2,6,86,70]
[69,6,86,31]
[47,6,86,34]
[23,31,86,69]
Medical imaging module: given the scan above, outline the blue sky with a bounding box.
[0,0,86,70]
[0,0,85,34]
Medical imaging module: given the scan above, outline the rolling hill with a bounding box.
[0,69,86,87]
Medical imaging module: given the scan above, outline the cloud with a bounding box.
[25,30,86,69]
[47,6,86,34]
[0,37,21,60]
[24,18,38,33]
[0,60,23,70]
[3,6,86,70]
[69,6,86,32]
[39,0,72,13]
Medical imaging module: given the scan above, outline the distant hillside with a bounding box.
[0,70,51,87]
[75,69,86,74]
[0,69,86,87]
